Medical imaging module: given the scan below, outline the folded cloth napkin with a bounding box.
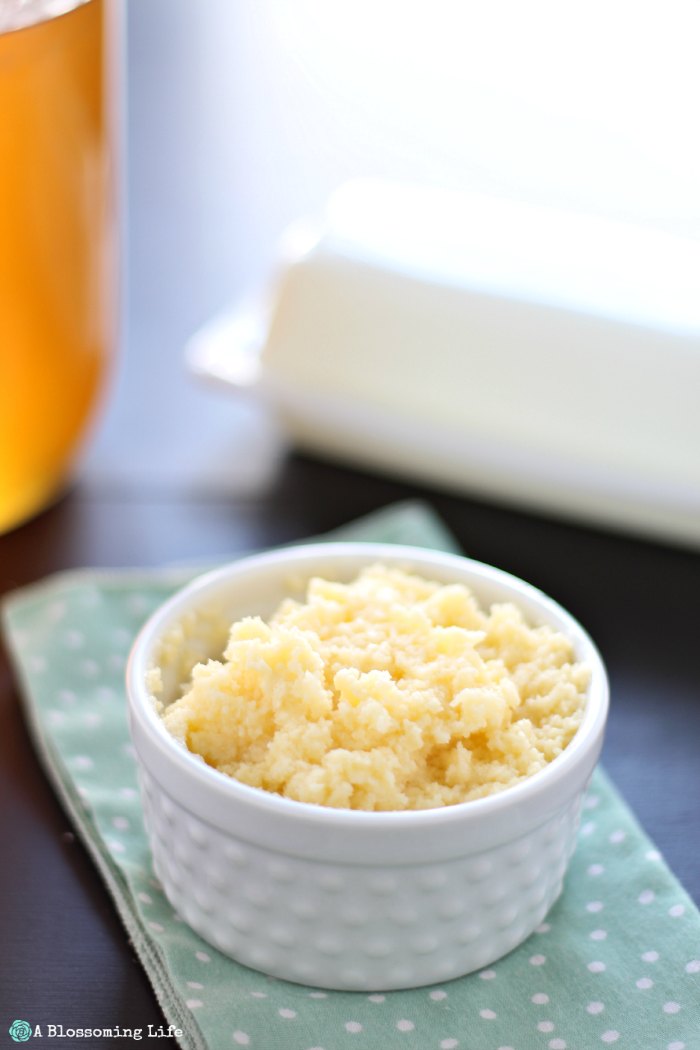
[3,502,699,1050]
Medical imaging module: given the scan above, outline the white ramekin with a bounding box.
[126,543,608,991]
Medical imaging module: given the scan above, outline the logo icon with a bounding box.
[9,1020,32,1043]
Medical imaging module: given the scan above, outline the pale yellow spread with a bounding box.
[160,565,588,811]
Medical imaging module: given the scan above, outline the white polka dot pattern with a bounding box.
[4,536,699,1050]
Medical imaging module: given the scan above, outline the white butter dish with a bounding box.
[187,180,700,547]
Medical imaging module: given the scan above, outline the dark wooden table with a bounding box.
[2,453,699,1044]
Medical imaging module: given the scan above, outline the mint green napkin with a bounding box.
[3,502,699,1050]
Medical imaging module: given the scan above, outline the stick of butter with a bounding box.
[187,180,700,548]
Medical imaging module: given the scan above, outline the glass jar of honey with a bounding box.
[0,0,117,533]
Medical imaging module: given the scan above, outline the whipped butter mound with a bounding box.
[161,565,589,811]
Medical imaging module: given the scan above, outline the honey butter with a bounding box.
[160,565,589,811]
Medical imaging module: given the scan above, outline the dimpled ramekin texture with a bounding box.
[138,761,585,990]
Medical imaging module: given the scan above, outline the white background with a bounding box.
[85,0,700,493]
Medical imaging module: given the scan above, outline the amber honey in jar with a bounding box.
[0,0,116,533]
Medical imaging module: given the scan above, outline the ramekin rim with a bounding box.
[126,541,609,830]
